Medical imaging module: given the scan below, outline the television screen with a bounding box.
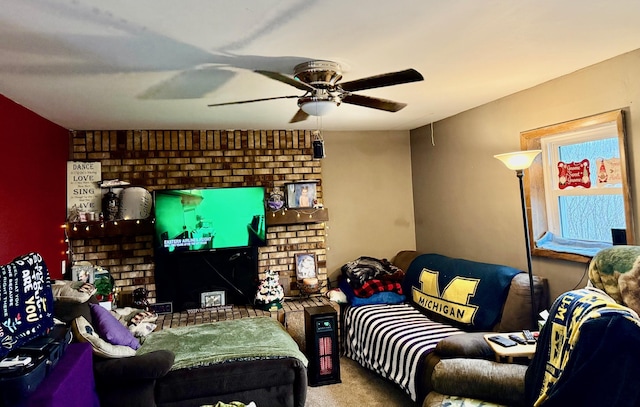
[154,186,266,252]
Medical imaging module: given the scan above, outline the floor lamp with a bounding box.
[494,149,542,330]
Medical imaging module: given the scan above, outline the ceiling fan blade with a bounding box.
[289,108,309,123]
[339,68,423,92]
[341,94,407,112]
[255,70,315,92]
[208,95,299,107]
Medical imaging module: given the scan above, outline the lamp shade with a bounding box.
[300,99,337,116]
[494,150,542,170]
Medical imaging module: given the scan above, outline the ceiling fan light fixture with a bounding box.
[299,99,337,116]
[210,60,423,122]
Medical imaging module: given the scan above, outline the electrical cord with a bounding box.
[202,256,249,301]
[571,260,591,290]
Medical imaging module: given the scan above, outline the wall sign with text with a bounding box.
[67,161,102,219]
[557,159,591,189]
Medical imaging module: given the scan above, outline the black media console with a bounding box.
[154,246,259,312]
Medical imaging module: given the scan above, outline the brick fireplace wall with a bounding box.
[67,129,327,304]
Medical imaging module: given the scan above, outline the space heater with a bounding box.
[304,305,341,386]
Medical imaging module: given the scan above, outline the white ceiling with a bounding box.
[2,0,640,132]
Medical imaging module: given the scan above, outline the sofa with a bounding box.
[423,286,640,407]
[422,245,640,407]
[53,290,308,407]
[1,251,308,407]
[340,250,548,406]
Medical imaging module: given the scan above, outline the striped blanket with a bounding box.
[343,303,464,401]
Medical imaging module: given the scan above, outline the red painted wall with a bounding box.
[0,94,69,278]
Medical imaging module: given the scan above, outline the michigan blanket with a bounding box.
[525,288,640,407]
[403,254,521,330]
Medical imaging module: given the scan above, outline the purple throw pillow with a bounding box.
[89,303,140,350]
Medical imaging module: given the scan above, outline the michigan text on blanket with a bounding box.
[411,268,479,324]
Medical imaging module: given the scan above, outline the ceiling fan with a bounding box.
[207,60,424,123]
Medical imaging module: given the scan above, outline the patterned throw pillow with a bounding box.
[129,322,157,338]
[128,310,157,326]
[111,307,159,338]
[112,307,158,325]
[71,316,136,359]
[51,280,97,303]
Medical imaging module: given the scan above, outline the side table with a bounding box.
[484,333,536,363]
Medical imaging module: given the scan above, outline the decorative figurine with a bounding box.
[133,287,150,311]
[267,187,284,212]
[102,188,120,221]
[254,270,285,311]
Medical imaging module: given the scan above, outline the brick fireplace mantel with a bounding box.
[67,129,328,304]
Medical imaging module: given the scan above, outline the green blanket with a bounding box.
[137,316,308,370]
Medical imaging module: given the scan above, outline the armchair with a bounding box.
[423,245,640,407]
[423,332,528,407]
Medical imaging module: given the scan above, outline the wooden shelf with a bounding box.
[66,208,329,238]
[66,218,154,239]
[266,208,329,226]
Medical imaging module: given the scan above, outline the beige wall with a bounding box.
[320,130,416,285]
[410,48,640,302]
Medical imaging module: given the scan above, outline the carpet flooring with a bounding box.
[305,357,417,407]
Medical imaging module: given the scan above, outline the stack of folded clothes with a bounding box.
[339,256,406,306]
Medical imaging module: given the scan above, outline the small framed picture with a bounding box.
[201,290,226,308]
[148,302,173,315]
[295,253,317,280]
[285,181,317,209]
[71,264,94,284]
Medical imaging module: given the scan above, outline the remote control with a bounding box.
[522,329,536,344]
[487,335,517,347]
[0,356,32,368]
[508,334,527,345]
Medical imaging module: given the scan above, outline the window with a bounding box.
[521,110,634,263]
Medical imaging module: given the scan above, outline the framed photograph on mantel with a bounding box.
[295,253,317,280]
[285,181,317,209]
[71,263,94,284]
[201,290,226,308]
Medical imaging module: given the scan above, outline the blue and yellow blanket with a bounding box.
[403,254,521,330]
[526,288,640,406]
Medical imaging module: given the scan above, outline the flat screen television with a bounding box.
[153,186,266,253]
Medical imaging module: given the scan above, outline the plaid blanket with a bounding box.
[341,256,403,288]
[353,279,403,298]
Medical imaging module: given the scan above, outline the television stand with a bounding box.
[153,247,259,312]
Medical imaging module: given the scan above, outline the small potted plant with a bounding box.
[93,266,114,305]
